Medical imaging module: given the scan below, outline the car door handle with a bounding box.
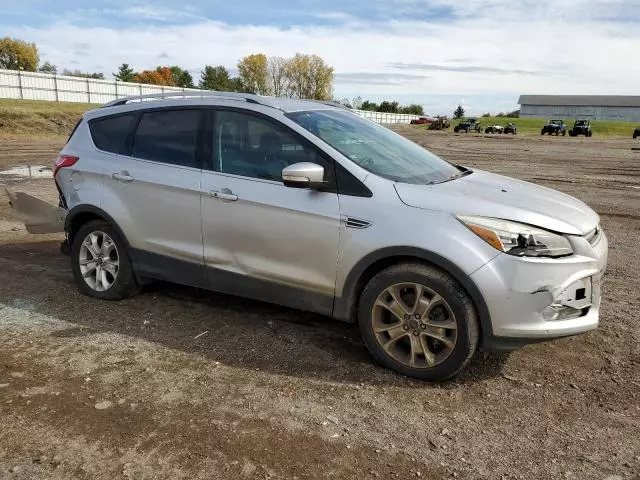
[208,190,238,201]
[112,171,134,182]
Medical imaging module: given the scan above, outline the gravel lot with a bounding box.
[1,131,639,479]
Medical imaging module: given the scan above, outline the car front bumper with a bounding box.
[471,229,608,350]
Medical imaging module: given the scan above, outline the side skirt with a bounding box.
[131,249,334,317]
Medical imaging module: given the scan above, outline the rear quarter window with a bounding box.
[89,113,138,155]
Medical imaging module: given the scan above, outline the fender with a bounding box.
[332,246,493,341]
[64,204,139,267]
[65,205,129,245]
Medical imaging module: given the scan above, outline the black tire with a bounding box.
[562,130,566,136]
[358,262,480,381]
[71,220,140,300]
[541,129,545,135]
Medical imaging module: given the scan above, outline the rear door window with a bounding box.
[132,109,201,168]
[90,113,138,155]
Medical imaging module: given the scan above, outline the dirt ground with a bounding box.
[0,131,639,480]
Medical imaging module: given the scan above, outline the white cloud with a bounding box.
[4,0,639,113]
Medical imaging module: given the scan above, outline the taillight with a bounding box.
[53,155,79,177]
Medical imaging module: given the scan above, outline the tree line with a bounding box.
[336,96,425,115]
[1,36,433,113]
[0,37,335,101]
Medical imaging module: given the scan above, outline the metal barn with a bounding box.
[518,95,640,122]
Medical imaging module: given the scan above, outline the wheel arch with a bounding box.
[65,205,128,246]
[64,205,139,277]
[332,247,493,342]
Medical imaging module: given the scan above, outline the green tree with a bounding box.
[199,65,231,90]
[453,105,465,119]
[114,63,136,82]
[237,53,269,95]
[228,77,246,92]
[169,66,194,88]
[378,100,399,113]
[0,37,39,71]
[62,69,104,79]
[38,61,57,74]
[360,100,378,111]
[399,104,424,115]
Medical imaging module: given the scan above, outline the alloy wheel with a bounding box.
[371,283,458,368]
[78,231,119,291]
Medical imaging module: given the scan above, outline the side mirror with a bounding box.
[282,162,325,189]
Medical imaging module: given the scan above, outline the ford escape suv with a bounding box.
[21,92,608,380]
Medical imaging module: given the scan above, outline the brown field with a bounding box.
[1,130,639,479]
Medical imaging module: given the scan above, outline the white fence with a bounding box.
[0,68,200,104]
[354,110,422,124]
[0,68,423,124]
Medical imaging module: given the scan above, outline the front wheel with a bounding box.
[71,220,140,300]
[358,263,479,381]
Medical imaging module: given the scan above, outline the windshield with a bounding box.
[286,110,461,185]
[576,120,587,125]
[550,120,561,125]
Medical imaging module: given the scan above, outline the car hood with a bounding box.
[394,170,599,235]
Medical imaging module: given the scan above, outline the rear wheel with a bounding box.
[71,220,140,300]
[358,263,479,381]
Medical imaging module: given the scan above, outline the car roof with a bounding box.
[83,92,348,121]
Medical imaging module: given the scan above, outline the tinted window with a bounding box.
[215,110,333,183]
[132,110,200,168]
[90,113,137,155]
[336,164,372,197]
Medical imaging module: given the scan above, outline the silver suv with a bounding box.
[31,92,609,380]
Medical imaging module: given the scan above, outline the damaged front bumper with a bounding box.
[5,189,67,234]
[471,229,608,350]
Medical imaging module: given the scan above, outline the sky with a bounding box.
[2,0,640,115]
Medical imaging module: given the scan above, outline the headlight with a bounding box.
[458,215,573,258]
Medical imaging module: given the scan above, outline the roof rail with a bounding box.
[102,91,271,108]
[311,100,351,110]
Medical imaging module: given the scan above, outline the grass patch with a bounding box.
[1,98,638,140]
[0,99,97,139]
[451,116,638,137]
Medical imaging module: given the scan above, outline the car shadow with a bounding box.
[0,240,509,386]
